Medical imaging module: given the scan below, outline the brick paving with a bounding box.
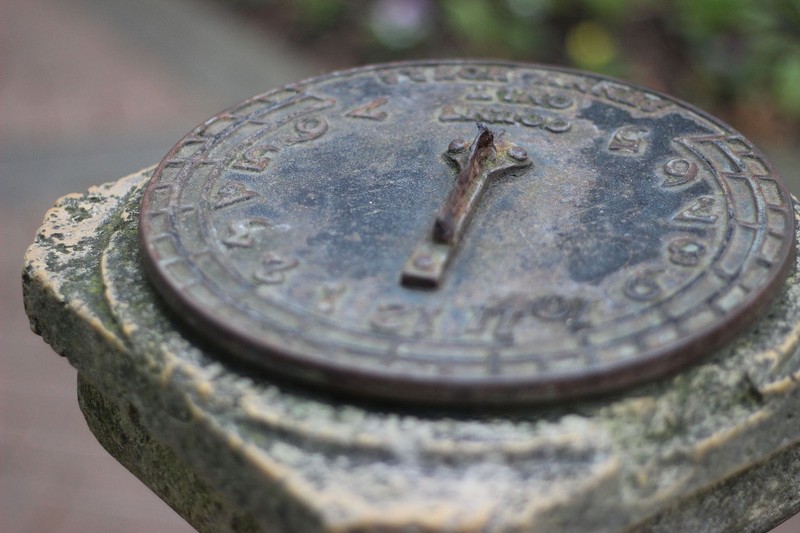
[2,0,800,531]
[1,0,315,530]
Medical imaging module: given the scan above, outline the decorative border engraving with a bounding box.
[140,61,795,404]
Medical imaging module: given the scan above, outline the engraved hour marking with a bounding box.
[401,124,532,288]
[285,115,328,145]
[254,252,299,285]
[624,270,663,301]
[346,97,389,121]
[673,196,717,224]
[662,158,698,187]
[668,238,706,266]
[232,145,278,172]
[466,294,588,341]
[608,125,648,154]
[222,218,272,248]
[316,283,346,314]
[368,304,441,337]
[214,181,259,209]
[465,84,494,101]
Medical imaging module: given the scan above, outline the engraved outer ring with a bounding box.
[140,61,796,405]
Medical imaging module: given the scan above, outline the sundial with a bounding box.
[140,60,795,405]
[25,59,800,531]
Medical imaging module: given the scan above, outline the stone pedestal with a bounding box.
[23,168,800,532]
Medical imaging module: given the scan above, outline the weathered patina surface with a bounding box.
[138,61,795,404]
[22,166,800,532]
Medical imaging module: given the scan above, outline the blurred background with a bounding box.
[2,0,800,531]
[226,0,800,148]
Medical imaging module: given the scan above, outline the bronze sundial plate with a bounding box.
[140,61,795,405]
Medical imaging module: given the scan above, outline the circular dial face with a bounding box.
[140,61,795,405]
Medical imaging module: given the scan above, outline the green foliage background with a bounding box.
[228,0,800,141]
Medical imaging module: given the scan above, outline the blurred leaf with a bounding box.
[775,53,800,115]
[584,0,632,20]
[503,21,547,54]
[218,0,800,140]
[293,0,345,28]
[441,0,505,47]
[566,21,616,69]
[673,0,748,34]
[504,0,552,18]
[368,0,435,50]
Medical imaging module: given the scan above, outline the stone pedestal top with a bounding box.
[22,168,800,532]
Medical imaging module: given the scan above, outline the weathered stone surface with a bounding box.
[22,168,800,532]
[77,374,262,533]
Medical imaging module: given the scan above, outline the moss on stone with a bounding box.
[22,171,800,532]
